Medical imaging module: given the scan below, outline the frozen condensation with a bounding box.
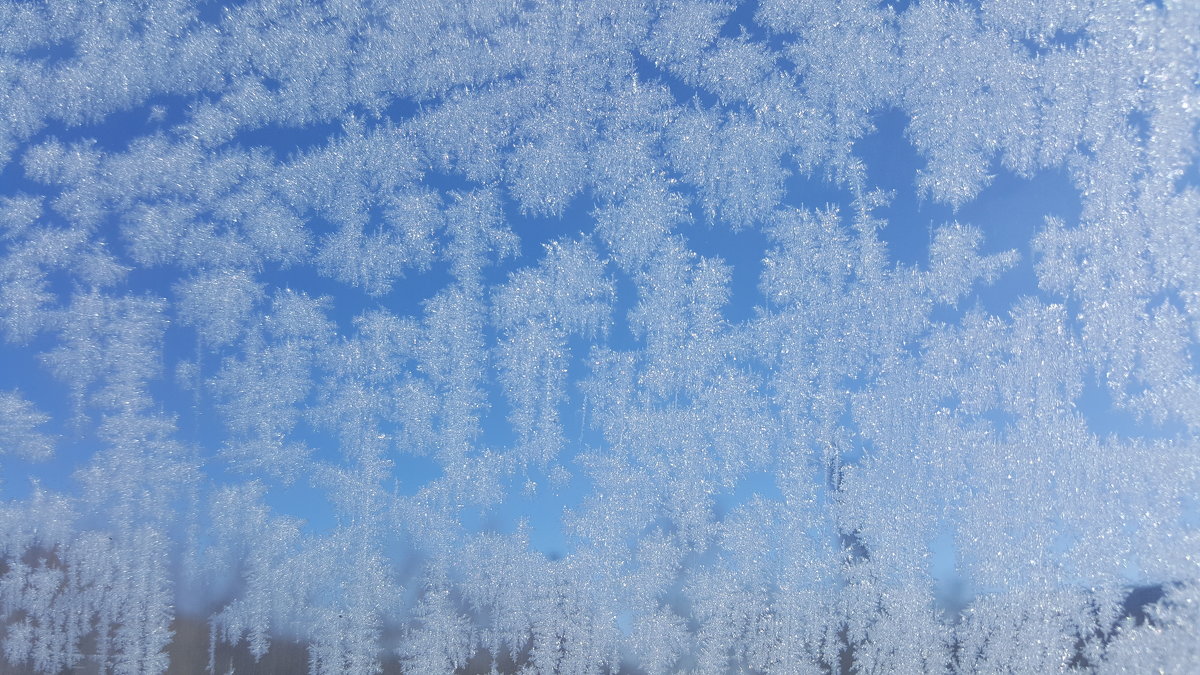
[0,0,1197,672]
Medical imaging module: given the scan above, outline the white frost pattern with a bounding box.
[0,0,1197,672]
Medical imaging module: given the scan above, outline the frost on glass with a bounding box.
[0,0,1196,673]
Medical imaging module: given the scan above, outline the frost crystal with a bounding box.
[0,0,1196,672]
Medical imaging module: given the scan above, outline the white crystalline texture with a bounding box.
[0,0,1196,673]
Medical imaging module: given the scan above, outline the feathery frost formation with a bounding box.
[0,0,1197,672]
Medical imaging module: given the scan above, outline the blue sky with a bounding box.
[0,1,1196,672]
